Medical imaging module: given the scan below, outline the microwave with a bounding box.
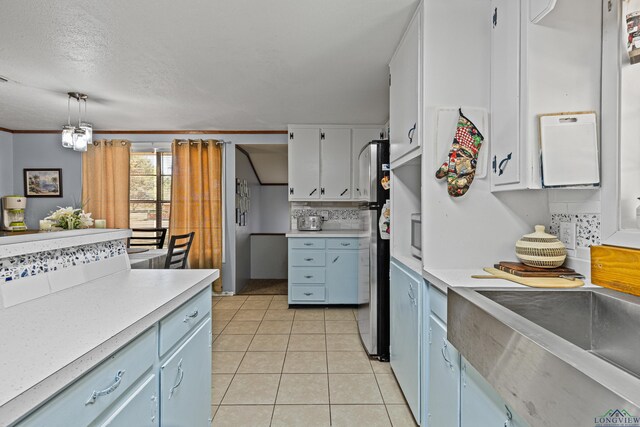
[411,213,421,259]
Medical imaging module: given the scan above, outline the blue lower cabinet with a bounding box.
[326,250,358,304]
[288,238,358,305]
[389,259,421,423]
[99,375,158,426]
[461,357,529,427]
[428,314,460,427]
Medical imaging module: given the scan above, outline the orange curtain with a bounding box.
[81,140,131,228]
[170,139,223,291]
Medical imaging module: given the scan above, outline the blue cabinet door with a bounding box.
[428,314,460,427]
[161,319,212,426]
[99,375,159,426]
[461,357,529,427]
[389,260,421,423]
[326,250,358,304]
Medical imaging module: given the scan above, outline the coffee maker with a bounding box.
[2,196,28,231]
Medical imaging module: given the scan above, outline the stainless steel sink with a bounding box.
[448,287,640,427]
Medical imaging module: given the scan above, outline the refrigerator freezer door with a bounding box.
[357,208,378,355]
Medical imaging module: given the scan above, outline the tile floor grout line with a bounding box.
[267,314,287,427]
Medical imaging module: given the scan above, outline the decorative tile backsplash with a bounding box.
[549,213,601,248]
[291,204,362,230]
[0,239,127,282]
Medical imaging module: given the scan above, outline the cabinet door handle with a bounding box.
[441,340,454,370]
[303,242,314,246]
[332,256,340,263]
[85,370,125,405]
[304,258,314,262]
[498,152,512,176]
[169,359,185,399]
[304,292,313,296]
[504,405,513,427]
[340,242,351,247]
[183,308,199,322]
[304,275,313,279]
[408,123,416,144]
[309,188,317,196]
[340,188,348,196]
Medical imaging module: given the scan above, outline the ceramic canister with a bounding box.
[515,225,567,268]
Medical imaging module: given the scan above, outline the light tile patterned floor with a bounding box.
[211,295,418,427]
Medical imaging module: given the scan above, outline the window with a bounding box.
[129,152,172,230]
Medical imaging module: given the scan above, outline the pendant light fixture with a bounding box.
[61,92,92,152]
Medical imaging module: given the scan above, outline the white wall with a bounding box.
[421,0,551,270]
[0,131,13,197]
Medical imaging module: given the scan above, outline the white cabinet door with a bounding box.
[289,127,320,200]
[490,0,521,187]
[161,319,212,427]
[352,128,384,199]
[320,128,351,199]
[389,9,420,163]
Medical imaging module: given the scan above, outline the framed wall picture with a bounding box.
[23,169,63,197]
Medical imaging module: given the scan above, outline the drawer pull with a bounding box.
[304,242,314,246]
[169,359,185,399]
[304,275,313,279]
[304,292,313,296]
[340,242,350,246]
[304,258,314,262]
[333,256,340,263]
[85,370,125,405]
[183,309,199,322]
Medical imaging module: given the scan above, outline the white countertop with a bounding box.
[286,229,367,238]
[0,229,132,258]
[0,268,218,425]
[422,268,599,294]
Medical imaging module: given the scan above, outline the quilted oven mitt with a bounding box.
[435,109,484,197]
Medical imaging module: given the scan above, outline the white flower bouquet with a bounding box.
[45,206,94,230]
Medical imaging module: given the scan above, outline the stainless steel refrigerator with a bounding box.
[357,140,390,360]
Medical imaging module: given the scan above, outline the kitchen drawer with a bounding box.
[326,238,358,250]
[290,251,326,267]
[290,286,326,302]
[19,328,156,427]
[290,268,326,284]
[429,284,447,324]
[290,238,326,249]
[159,288,211,357]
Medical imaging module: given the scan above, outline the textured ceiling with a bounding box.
[0,0,418,130]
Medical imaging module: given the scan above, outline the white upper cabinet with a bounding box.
[288,127,321,199]
[352,128,385,198]
[289,126,383,201]
[489,0,601,192]
[321,128,352,199]
[490,0,521,187]
[389,5,421,166]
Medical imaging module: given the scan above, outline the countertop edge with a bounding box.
[286,230,366,238]
[1,270,218,426]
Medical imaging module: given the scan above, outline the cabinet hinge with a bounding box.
[320,188,325,195]
[289,132,294,140]
[289,187,294,195]
[492,7,497,28]
[320,132,325,140]
[380,131,384,139]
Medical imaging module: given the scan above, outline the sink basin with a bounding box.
[448,287,640,427]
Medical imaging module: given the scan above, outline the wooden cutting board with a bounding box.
[495,261,576,278]
[478,268,584,288]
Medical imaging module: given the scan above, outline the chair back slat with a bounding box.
[164,232,195,269]
[129,228,168,249]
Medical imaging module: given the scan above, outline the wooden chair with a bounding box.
[164,232,195,269]
[129,228,167,249]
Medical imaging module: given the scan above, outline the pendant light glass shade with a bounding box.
[72,127,88,152]
[62,125,75,148]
